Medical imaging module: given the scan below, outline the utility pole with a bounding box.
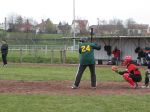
[4,17,6,31]
[3,17,7,40]
[73,0,76,50]
[97,18,100,36]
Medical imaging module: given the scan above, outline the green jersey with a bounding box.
[79,42,101,65]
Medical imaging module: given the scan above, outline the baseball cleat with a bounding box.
[71,85,78,89]
[130,84,138,89]
[91,86,96,89]
[141,85,149,89]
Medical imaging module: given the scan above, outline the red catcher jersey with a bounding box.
[127,63,141,75]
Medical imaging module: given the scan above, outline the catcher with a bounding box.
[112,55,142,88]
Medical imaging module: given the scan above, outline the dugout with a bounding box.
[92,36,150,64]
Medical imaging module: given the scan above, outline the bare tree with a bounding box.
[7,13,18,31]
[15,15,23,31]
[109,18,123,25]
[125,18,136,28]
[100,20,107,25]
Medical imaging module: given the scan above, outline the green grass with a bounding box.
[0,63,149,112]
[0,94,149,112]
[0,64,122,81]
[39,33,63,39]
[6,50,79,64]
[6,32,64,39]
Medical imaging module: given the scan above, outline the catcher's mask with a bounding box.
[123,55,132,65]
[79,37,89,43]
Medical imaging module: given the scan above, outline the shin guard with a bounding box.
[123,73,135,87]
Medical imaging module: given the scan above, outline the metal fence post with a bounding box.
[51,50,54,64]
[60,50,63,63]
[63,50,66,63]
[20,48,23,63]
[25,45,28,54]
[45,45,47,55]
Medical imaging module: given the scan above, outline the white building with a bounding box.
[71,20,89,35]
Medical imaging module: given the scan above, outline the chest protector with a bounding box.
[127,63,141,75]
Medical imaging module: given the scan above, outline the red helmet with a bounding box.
[122,55,132,66]
[124,55,132,62]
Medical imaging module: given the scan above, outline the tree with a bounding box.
[99,19,107,25]
[6,13,37,32]
[108,18,127,36]
[109,18,123,25]
[45,19,56,33]
[125,18,137,36]
[7,13,17,31]
[15,15,23,31]
[57,21,71,36]
[125,18,136,28]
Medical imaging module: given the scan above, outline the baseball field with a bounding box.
[0,63,150,112]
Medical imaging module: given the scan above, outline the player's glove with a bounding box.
[111,66,118,72]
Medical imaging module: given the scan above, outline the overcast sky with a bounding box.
[0,0,150,25]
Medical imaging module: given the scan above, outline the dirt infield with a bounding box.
[0,80,149,95]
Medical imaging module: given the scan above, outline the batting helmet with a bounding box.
[79,37,89,43]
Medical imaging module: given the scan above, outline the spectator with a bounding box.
[112,46,120,65]
[137,48,146,65]
[1,40,8,66]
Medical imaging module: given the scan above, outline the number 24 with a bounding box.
[81,45,91,52]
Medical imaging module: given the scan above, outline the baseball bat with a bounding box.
[90,28,93,42]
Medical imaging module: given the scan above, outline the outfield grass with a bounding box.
[0,94,149,112]
[0,63,149,112]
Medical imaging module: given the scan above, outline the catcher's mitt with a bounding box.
[111,66,118,71]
